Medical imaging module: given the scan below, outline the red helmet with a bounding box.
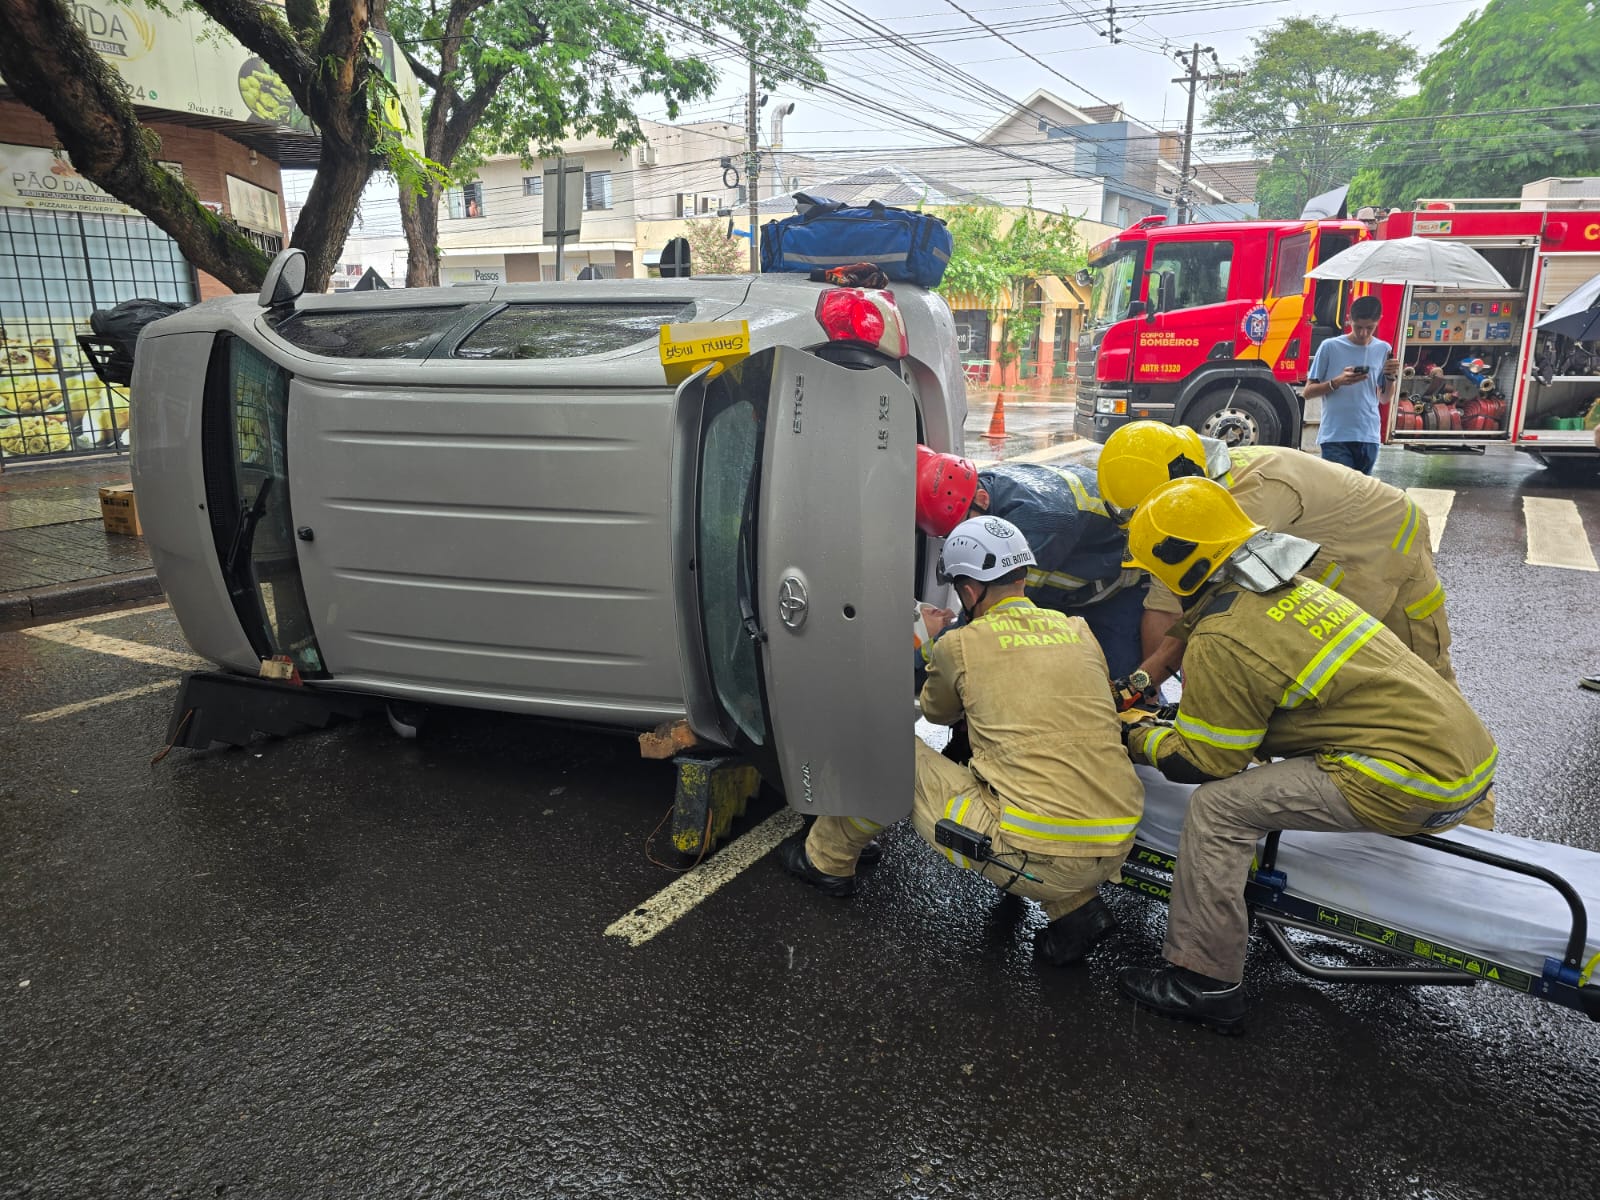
[916,445,979,537]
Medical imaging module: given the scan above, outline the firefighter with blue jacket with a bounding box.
[916,445,1146,677]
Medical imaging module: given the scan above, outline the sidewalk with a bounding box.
[0,457,160,629]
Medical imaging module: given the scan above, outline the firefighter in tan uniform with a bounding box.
[779,517,1145,965]
[1097,421,1457,688]
[1114,479,1498,1033]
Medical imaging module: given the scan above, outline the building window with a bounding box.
[584,171,612,211]
[445,180,486,219]
[523,176,542,197]
[0,208,197,460]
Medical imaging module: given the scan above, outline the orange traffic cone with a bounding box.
[985,394,1007,441]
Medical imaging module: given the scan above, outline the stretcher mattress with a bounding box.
[1134,766,1600,985]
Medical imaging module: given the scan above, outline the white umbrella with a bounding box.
[1306,237,1511,289]
[1534,270,1600,342]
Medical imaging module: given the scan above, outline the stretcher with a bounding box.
[1122,766,1600,1021]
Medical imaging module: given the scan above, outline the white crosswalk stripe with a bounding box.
[1406,487,1598,571]
[1523,497,1599,572]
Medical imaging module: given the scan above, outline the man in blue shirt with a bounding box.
[1305,295,1400,476]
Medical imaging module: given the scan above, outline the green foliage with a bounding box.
[937,205,1083,362]
[388,0,825,167]
[684,216,745,275]
[1205,16,1417,217]
[1357,0,1600,207]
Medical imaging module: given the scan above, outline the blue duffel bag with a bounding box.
[761,194,953,288]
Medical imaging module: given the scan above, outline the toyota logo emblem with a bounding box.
[778,576,809,630]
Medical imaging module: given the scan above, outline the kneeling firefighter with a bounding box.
[1116,479,1498,1034]
[780,516,1145,965]
[916,445,1146,678]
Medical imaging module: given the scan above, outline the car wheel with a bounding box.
[386,701,430,740]
[1185,387,1281,447]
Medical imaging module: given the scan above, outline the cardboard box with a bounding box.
[99,484,142,537]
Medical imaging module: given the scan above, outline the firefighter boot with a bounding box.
[1117,965,1247,1035]
[1035,896,1118,966]
[800,814,882,865]
[777,832,859,898]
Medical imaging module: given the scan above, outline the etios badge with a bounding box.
[778,576,809,630]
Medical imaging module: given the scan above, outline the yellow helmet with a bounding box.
[1097,421,1209,520]
[1125,477,1263,596]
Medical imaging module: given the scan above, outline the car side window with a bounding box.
[276,308,464,358]
[454,302,694,360]
[1148,240,1234,310]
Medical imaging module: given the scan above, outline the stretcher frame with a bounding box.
[1115,830,1600,1022]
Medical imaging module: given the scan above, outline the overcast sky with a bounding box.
[288,0,1488,230]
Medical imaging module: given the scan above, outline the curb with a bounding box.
[0,569,163,631]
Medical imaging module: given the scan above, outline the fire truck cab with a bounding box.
[1075,215,1368,447]
[1376,186,1600,475]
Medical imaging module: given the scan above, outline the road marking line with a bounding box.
[1524,497,1598,571]
[22,679,181,724]
[24,624,208,671]
[1405,488,1456,553]
[24,601,170,634]
[604,808,803,947]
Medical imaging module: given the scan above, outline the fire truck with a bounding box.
[1074,215,1370,446]
[1374,187,1600,476]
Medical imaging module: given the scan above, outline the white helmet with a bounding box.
[937,516,1036,583]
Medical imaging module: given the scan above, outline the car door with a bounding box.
[680,345,916,823]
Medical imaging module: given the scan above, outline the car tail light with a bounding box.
[815,288,908,358]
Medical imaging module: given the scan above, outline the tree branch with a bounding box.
[440,63,512,163]
[400,43,443,92]
[0,0,271,291]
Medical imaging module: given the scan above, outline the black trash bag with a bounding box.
[80,298,188,385]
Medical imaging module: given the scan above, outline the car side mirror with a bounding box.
[1156,270,1176,314]
[258,248,308,310]
[1074,268,1094,287]
[1127,300,1148,319]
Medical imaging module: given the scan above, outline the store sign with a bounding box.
[0,5,423,153]
[0,143,139,214]
[225,175,283,235]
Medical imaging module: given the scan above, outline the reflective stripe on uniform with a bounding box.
[1316,560,1346,592]
[848,816,884,835]
[1144,725,1173,766]
[1173,711,1267,751]
[1335,747,1499,806]
[1027,566,1091,592]
[1405,581,1445,620]
[942,795,976,867]
[1391,498,1421,555]
[1280,614,1383,709]
[1049,467,1110,519]
[999,805,1140,845]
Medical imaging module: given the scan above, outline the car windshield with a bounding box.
[1088,246,1141,327]
[696,361,772,747]
[456,302,694,359]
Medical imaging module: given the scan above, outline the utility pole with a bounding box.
[746,53,761,272]
[1171,45,1236,224]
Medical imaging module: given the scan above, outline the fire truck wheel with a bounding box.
[1185,387,1281,448]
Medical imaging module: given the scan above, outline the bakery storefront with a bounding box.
[0,1,421,462]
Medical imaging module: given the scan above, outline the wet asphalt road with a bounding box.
[3,445,1599,1200]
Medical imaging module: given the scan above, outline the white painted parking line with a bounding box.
[24,624,208,671]
[605,808,803,947]
[1523,497,1599,572]
[25,602,170,634]
[1405,488,1457,553]
[22,679,181,724]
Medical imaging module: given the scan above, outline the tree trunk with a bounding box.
[0,0,272,292]
[292,145,376,290]
[400,184,442,287]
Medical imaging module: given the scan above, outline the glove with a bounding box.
[1111,669,1153,712]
